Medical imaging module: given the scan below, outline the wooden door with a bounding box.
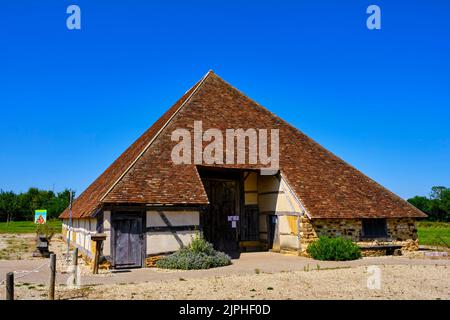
[267,214,278,249]
[112,214,143,269]
[202,179,240,256]
[241,205,260,241]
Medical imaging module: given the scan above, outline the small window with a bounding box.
[362,219,388,238]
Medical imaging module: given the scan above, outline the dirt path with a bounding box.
[3,264,449,300]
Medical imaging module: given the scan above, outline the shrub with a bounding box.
[189,234,215,255]
[307,236,361,261]
[156,234,231,270]
[156,249,231,270]
[35,224,56,242]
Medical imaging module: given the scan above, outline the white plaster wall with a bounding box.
[257,175,302,251]
[258,175,279,194]
[61,218,97,256]
[147,231,197,255]
[62,219,68,233]
[279,234,299,250]
[258,194,293,212]
[258,180,302,213]
[146,210,199,255]
[278,215,293,234]
[279,178,303,213]
[146,211,199,227]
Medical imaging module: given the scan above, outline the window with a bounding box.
[362,219,388,238]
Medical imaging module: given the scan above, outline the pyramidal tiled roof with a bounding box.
[60,71,426,219]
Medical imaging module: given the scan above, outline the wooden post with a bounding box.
[91,234,106,275]
[6,272,14,300]
[48,253,56,300]
[93,241,101,274]
[72,248,78,286]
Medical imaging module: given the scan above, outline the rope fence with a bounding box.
[1,253,57,300]
[0,260,50,286]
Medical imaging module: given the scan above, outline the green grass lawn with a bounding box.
[417,221,450,247]
[0,220,62,234]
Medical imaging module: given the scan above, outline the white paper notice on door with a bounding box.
[231,221,237,228]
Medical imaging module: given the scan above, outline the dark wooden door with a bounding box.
[112,214,143,269]
[241,205,260,241]
[202,179,240,256]
[267,214,277,249]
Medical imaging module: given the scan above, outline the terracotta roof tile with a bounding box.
[60,71,426,219]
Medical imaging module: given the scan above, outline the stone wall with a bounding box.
[386,218,419,251]
[299,217,419,256]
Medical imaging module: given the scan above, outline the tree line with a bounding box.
[407,186,450,222]
[0,188,73,222]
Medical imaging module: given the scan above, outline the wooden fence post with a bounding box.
[72,248,78,286]
[93,241,102,274]
[48,253,56,300]
[91,234,106,274]
[6,272,14,300]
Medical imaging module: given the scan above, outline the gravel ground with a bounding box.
[1,234,449,300]
[5,264,449,300]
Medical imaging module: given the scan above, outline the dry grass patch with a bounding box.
[0,234,34,260]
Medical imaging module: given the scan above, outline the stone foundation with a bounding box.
[299,217,419,256]
[146,255,166,267]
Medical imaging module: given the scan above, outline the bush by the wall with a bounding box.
[189,234,215,255]
[156,235,231,270]
[307,236,362,261]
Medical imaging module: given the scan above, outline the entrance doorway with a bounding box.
[112,212,144,269]
[200,170,242,258]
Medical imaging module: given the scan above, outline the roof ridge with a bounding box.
[99,70,213,202]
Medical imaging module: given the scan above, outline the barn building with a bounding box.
[60,71,426,268]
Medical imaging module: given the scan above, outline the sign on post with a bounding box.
[35,210,47,224]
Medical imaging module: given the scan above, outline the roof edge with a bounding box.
[99,70,214,203]
[279,171,312,219]
[310,215,426,219]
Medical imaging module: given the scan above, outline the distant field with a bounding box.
[417,221,450,247]
[0,220,62,234]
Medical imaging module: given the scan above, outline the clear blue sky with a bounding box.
[1,0,449,199]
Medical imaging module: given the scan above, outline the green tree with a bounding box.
[47,189,71,220]
[408,186,450,222]
[0,188,74,221]
[407,196,431,214]
[429,187,450,222]
[0,190,19,222]
[430,186,448,200]
[439,189,450,215]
